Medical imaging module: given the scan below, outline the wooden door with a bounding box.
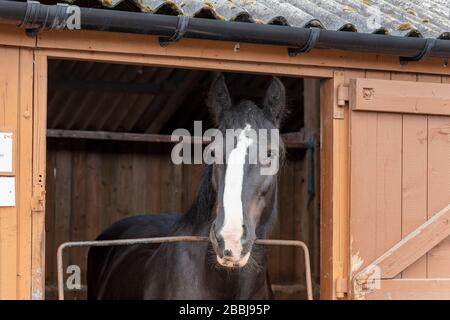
[349,78,450,299]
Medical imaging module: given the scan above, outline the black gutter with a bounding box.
[1,0,450,60]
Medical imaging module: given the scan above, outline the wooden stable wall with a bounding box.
[2,24,450,300]
[44,139,319,300]
[0,46,34,300]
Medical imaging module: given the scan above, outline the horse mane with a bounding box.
[177,164,216,231]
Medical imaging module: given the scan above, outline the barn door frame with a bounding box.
[31,52,48,300]
[29,37,348,299]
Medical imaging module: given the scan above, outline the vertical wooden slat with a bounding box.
[303,78,320,293]
[293,152,306,286]
[350,111,378,272]
[350,70,403,276]
[16,48,34,299]
[131,144,148,213]
[69,143,87,300]
[31,53,47,300]
[148,144,161,213]
[117,147,132,219]
[389,72,425,279]
[53,144,72,298]
[279,157,295,284]
[401,114,428,278]
[409,74,447,278]
[427,113,450,277]
[0,46,19,299]
[319,76,336,299]
[375,113,403,255]
[44,145,56,299]
[367,71,403,262]
[85,148,101,240]
[339,72,369,297]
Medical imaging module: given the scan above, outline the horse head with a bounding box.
[207,74,286,268]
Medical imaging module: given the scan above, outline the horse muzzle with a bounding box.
[210,225,253,268]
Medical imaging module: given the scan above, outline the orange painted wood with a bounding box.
[319,77,336,299]
[34,29,450,76]
[412,74,444,279]
[37,47,333,79]
[16,48,34,299]
[0,46,34,300]
[0,46,19,299]
[356,204,450,280]
[427,114,450,277]
[350,78,450,116]
[31,53,48,300]
[0,25,36,48]
[350,71,397,280]
[375,114,403,256]
[320,71,358,299]
[363,279,450,300]
[401,114,428,278]
[388,72,429,279]
[350,111,378,272]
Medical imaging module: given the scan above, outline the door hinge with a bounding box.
[337,85,349,106]
[334,85,349,119]
[335,277,349,299]
[31,183,46,212]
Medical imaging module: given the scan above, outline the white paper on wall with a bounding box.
[0,177,15,207]
[0,132,13,173]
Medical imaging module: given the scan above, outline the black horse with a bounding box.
[87,74,287,299]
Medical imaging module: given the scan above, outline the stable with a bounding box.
[0,0,449,300]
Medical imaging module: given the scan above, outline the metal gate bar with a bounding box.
[57,236,312,300]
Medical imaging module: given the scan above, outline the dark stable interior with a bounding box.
[45,59,321,299]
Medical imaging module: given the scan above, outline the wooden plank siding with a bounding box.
[44,139,316,300]
[350,72,450,299]
[0,46,34,299]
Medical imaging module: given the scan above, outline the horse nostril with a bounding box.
[224,249,233,257]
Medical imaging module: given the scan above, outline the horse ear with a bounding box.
[263,77,286,126]
[208,73,232,125]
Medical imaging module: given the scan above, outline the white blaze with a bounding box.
[221,124,253,257]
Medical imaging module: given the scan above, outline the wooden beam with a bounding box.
[361,279,450,300]
[46,129,308,149]
[34,28,450,77]
[350,78,450,116]
[355,203,450,281]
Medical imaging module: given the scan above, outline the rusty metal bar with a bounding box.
[57,236,312,300]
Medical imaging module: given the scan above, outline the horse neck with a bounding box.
[175,165,215,235]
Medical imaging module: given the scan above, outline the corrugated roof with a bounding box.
[61,0,450,39]
[47,60,303,134]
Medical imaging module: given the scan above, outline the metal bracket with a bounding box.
[159,16,190,47]
[336,277,349,299]
[399,38,436,65]
[337,84,349,106]
[288,27,321,57]
[334,82,348,119]
[31,183,45,212]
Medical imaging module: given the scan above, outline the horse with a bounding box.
[86,73,287,299]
